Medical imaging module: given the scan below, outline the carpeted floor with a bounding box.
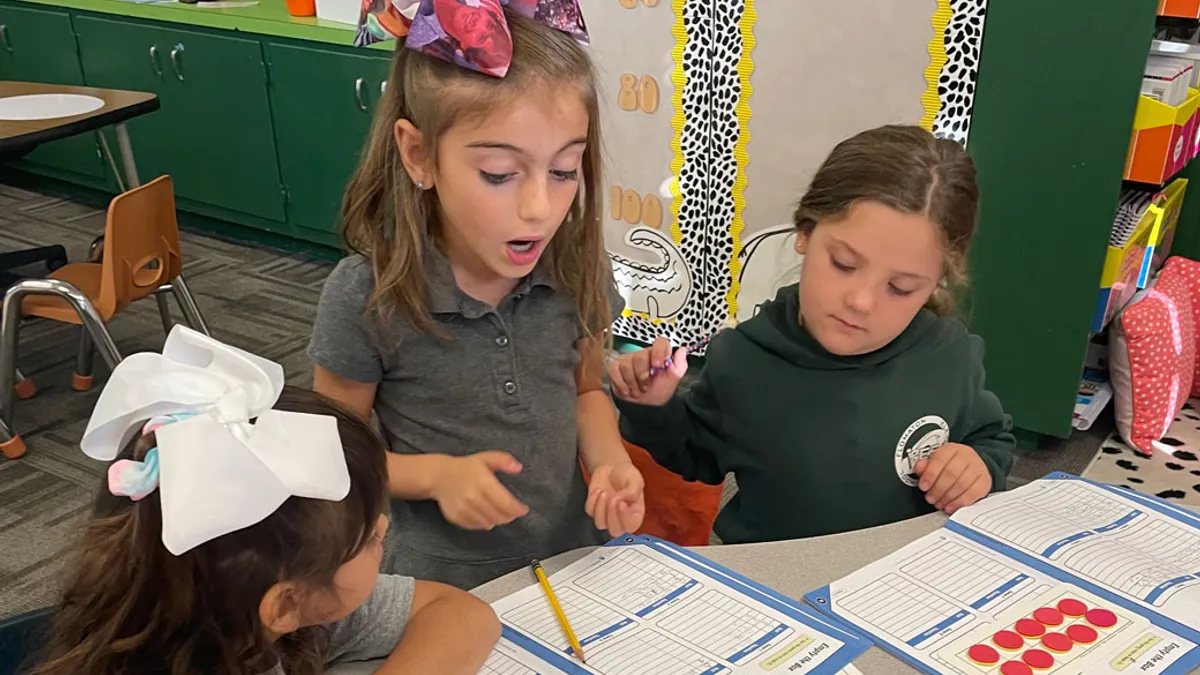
[0,181,328,619]
[0,180,1114,620]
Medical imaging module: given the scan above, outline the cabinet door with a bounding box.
[0,6,104,179]
[268,42,390,237]
[73,16,176,188]
[154,25,284,222]
[74,16,284,222]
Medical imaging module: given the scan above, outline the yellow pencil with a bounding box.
[531,560,586,662]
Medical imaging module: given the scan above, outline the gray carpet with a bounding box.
[0,181,1108,620]
[1009,413,1115,487]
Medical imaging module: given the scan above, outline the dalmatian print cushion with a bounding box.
[1110,258,1200,456]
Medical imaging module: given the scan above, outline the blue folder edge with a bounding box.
[802,473,1200,675]
[499,534,869,675]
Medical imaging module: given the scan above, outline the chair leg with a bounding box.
[171,276,210,336]
[0,295,25,459]
[73,326,95,392]
[14,368,35,400]
[87,235,105,263]
[155,292,173,336]
[0,279,124,459]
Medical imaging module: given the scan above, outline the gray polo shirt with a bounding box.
[309,250,622,589]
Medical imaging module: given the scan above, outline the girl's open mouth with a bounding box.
[505,239,543,266]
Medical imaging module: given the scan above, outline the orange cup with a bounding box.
[285,0,316,17]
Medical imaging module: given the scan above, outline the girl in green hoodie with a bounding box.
[608,125,1015,545]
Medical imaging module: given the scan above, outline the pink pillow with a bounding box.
[1111,257,1200,455]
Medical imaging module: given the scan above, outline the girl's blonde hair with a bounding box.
[30,388,388,675]
[792,125,980,315]
[343,12,610,339]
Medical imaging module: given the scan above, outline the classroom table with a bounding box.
[0,81,209,334]
[0,81,159,276]
[331,512,950,674]
[330,502,1200,674]
[0,81,158,162]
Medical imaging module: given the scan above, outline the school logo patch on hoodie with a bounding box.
[895,415,950,486]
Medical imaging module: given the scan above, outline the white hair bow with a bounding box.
[81,326,350,556]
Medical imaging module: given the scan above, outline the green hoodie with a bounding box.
[616,284,1015,545]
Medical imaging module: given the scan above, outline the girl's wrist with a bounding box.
[387,453,453,500]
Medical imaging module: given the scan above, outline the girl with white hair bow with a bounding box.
[30,327,499,675]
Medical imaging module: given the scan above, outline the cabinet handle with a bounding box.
[169,43,185,82]
[0,25,11,54]
[354,77,368,111]
[149,45,163,76]
[380,80,388,96]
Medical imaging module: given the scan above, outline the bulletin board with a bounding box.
[593,0,989,347]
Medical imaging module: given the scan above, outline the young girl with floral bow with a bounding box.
[32,327,499,675]
[311,0,643,589]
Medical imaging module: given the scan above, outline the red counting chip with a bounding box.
[1086,608,1118,628]
[1015,618,1046,638]
[1057,598,1088,617]
[1033,607,1064,626]
[1000,661,1034,675]
[1041,632,1073,653]
[993,630,1025,651]
[1067,624,1098,644]
[969,644,1001,665]
[1022,649,1055,670]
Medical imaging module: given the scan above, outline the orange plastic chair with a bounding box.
[0,176,208,460]
[581,440,725,547]
[22,175,183,391]
[626,441,724,546]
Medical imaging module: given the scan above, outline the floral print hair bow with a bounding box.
[356,0,589,78]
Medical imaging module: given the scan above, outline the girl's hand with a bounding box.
[430,452,530,530]
[607,337,688,406]
[914,443,992,515]
[586,462,646,537]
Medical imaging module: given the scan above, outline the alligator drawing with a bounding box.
[608,226,692,321]
[734,223,804,324]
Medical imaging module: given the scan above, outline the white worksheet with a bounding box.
[952,477,1200,627]
[806,474,1200,675]
[478,536,869,675]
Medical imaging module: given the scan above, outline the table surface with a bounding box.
[0,82,158,151]
[11,0,389,49]
[332,512,950,674]
[331,503,1200,674]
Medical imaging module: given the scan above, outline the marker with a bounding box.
[649,334,712,377]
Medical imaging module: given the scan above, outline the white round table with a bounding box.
[331,512,949,674]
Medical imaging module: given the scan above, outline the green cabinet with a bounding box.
[967,0,1157,439]
[268,43,389,243]
[73,15,285,222]
[0,6,104,180]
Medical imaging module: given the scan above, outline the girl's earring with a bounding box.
[416,181,425,190]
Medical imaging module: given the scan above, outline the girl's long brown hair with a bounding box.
[30,388,388,675]
[342,12,611,339]
[793,125,980,315]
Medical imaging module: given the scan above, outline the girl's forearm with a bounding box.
[577,390,632,473]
